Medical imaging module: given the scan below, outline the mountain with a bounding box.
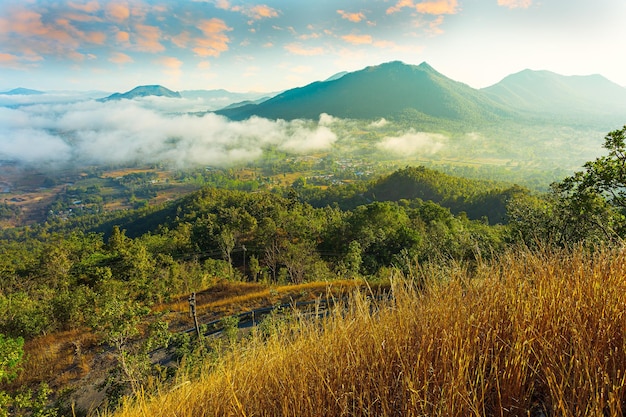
[1,87,44,95]
[215,61,512,122]
[101,85,182,101]
[483,70,626,124]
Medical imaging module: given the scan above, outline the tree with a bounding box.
[0,333,23,383]
[554,125,626,241]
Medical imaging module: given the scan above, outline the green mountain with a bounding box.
[215,61,512,122]
[482,69,626,125]
[101,85,182,101]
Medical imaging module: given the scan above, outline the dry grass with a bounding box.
[109,246,626,417]
[10,329,98,390]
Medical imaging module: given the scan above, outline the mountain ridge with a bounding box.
[215,61,513,123]
[100,85,182,101]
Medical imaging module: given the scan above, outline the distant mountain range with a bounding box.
[100,85,182,101]
[1,87,45,95]
[215,61,626,127]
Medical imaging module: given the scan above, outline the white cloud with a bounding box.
[377,130,446,155]
[0,98,338,168]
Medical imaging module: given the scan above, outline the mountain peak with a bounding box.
[2,87,45,95]
[101,85,181,101]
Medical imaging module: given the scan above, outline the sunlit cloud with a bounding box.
[106,2,130,22]
[387,0,414,14]
[497,0,533,9]
[193,18,231,57]
[342,34,373,45]
[134,24,165,52]
[284,43,325,56]
[116,30,130,43]
[109,52,133,64]
[68,1,101,13]
[416,0,459,15]
[170,31,191,48]
[386,0,459,15]
[337,10,366,23]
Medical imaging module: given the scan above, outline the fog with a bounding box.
[0,95,338,168]
[377,130,446,155]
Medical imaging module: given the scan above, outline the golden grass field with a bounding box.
[104,246,626,417]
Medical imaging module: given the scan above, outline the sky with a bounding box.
[1,0,626,93]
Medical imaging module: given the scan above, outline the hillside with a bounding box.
[215,61,513,123]
[104,247,626,417]
[483,69,626,124]
[101,85,182,101]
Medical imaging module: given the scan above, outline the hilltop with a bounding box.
[100,85,182,101]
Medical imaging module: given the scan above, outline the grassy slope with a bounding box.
[111,247,626,417]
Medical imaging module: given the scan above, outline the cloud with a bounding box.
[116,30,130,43]
[342,34,373,45]
[68,1,101,13]
[106,2,130,22]
[377,130,446,155]
[193,18,232,57]
[497,0,533,9]
[158,56,183,78]
[0,98,338,168]
[226,4,280,23]
[337,10,366,23]
[386,0,459,15]
[416,0,459,15]
[387,0,414,14]
[134,24,165,52]
[284,43,325,56]
[109,52,133,64]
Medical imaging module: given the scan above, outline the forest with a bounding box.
[1,126,625,416]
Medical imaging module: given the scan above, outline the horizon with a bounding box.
[1,1,626,92]
[3,60,625,96]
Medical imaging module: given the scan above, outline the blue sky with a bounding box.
[1,0,625,92]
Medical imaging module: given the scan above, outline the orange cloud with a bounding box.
[0,53,23,69]
[387,0,458,15]
[135,24,165,52]
[341,34,373,45]
[193,18,231,57]
[214,0,231,10]
[228,4,279,23]
[68,1,100,13]
[171,31,191,48]
[416,0,459,14]
[337,10,366,23]
[106,2,130,22]
[497,0,533,8]
[116,30,130,43]
[284,43,324,56]
[386,0,414,14]
[109,52,133,64]
[247,5,279,20]
[158,56,182,70]
[157,56,183,80]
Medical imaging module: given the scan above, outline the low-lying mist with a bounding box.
[0,97,341,168]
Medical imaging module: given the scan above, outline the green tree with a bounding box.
[0,333,23,383]
[553,125,626,242]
